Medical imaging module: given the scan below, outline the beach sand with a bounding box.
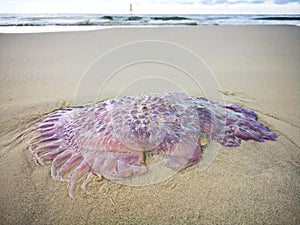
[0,26,299,224]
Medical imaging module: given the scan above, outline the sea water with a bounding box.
[0,13,299,33]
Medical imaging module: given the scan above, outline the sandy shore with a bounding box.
[0,26,299,224]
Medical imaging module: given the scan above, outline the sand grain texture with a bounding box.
[0,26,299,225]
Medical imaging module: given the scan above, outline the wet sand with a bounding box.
[0,26,299,224]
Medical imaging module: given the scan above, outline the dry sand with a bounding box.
[0,26,299,224]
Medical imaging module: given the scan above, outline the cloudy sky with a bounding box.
[0,0,299,14]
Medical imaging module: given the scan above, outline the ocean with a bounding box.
[0,13,299,33]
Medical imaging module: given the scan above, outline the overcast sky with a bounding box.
[1,0,299,14]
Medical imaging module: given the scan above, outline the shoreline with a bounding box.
[0,23,299,34]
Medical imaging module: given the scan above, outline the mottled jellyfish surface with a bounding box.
[25,91,277,198]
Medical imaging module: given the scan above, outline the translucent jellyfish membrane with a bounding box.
[26,92,277,197]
